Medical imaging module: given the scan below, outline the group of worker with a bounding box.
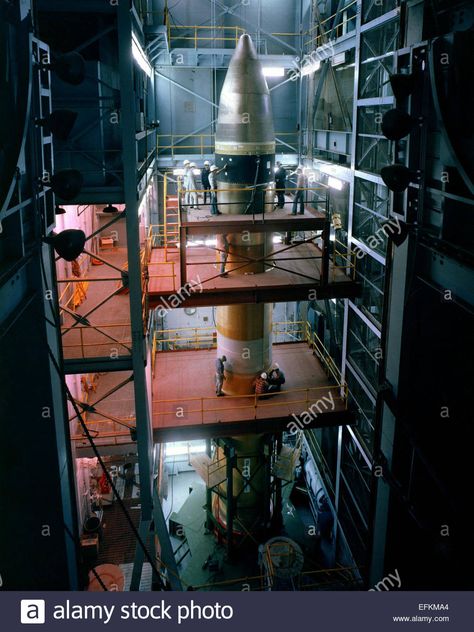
[215,356,286,397]
[180,160,307,215]
[181,159,226,214]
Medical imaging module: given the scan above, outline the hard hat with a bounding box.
[190,162,196,167]
[261,372,268,379]
[274,363,280,369]
[210,165,218,171]
[183,160,190,166]
[204,160,210,166]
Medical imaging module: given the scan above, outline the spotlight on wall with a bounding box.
[44,229,86,261]
[380,164,415,192]
[50,52,86,85]
[103,204,119,213]
[381,109,417,141]
[37,110,78,141]
[55,205,66,215]
[389,73,417,100]
[49,169,83,201]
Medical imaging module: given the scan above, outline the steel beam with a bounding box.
[117,1,154,524]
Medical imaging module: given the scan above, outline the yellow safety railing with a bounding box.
[156,132,300,157]
[331,236,357,281]
[167,23,246,47]
[61,323,132,359]
[305,0,358,48]
[153,383,345,425]
[164,18,299,48]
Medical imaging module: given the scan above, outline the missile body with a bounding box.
[212,35,276,538]
[215,34,275,397]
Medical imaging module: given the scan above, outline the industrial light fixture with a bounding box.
[55,205,66,215]
[49,169,83,201]
[381,219,410,247]
[328,175,343,190]
[49,52,86,85]
[36,110,78,141]
[262,67,285,78]
[103,204,119,213]
[380,164,415,192]
[389,72,417,100]
[132,32,152,77]
[381,109,417,141]
[301,60,320,76]
[44,229,86,261]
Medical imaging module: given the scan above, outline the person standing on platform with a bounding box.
[209,164,227,216]
[275,161,287,209]
[188,163,199,209]
[182,160,191,208]
[215,355,227,396]
[291,167,306,215]
[217,233,230,277]
[201,160,211,204]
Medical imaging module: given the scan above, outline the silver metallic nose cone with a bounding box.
[215,34,275,153]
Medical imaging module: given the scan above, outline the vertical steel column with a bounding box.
[225,445,235,559]
[263,437,272,527]
[205,438,213,531]
[117,2,153,519]
[273,433,283,529]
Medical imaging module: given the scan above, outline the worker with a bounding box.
[291,166,306,215]
[275,161,287,209]
[201,160,211,204]
[254,372,269,397]
[187,163,199,209]
[215,354,227,396]
[268,363,286,392]
[217,233,230,276]
[209,163,227,216]
[182,160,191,207]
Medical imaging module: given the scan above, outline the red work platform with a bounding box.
[148,242,360,308]
[180,205,326,234]
[152,342,354,442]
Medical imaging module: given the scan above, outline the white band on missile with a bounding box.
[217,334,272,376]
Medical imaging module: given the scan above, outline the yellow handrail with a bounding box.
[153,383,345,424]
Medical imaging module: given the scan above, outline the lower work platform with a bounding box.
[148,243,359,307]
[152,342,354,442]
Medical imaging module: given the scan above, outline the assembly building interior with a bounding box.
[1,0,473,592]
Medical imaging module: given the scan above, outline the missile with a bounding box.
[211,35,276,541]
[215,33,275,397]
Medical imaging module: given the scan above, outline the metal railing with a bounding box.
[152,319,348,423]
[305,0,358,49]
[156,132,300,157]
[61,323,132,359]
[153,383,345,426]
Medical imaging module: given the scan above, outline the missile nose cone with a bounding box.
[234,33,258,61]
[216,34,274,152]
